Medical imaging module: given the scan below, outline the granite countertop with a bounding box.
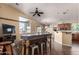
[21,33,51,40]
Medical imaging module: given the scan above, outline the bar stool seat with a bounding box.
[30,44,39,55]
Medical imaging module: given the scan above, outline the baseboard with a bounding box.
[54,40,62,45]
[62,44,72,47]
[54,41,72,47]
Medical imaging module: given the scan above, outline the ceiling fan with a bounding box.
[30,8,44,17]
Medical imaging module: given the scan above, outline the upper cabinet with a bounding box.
[58,23,71,30]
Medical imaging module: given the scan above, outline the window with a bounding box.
[37,26,42,33]
[72,23,79,31]
[19,17,31,34]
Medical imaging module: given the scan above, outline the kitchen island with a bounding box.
[54,31,72,46]
[21,33,52,55]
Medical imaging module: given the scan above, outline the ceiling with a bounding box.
[7,3,79,25]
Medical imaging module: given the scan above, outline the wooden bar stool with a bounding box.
[35,38,46,55]
[29,43,39,55]
[0,41,12,55]
[0,46,9,55]
[11,39,25,55]
[0,46,3,54]
[29,39,40,55]
[30,44,39,55]
[41,42,45,55]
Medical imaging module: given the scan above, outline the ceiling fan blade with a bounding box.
[37,14,40,16]
[33,13,36,16]
[39,12,44,14]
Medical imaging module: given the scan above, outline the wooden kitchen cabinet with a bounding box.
[58,23,71,30]
[72,33,79,41]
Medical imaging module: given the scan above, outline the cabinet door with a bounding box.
[62,32,72,46]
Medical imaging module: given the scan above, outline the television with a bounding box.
[2,24,15,34]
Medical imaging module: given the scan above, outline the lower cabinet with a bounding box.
[72,33,79,41]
